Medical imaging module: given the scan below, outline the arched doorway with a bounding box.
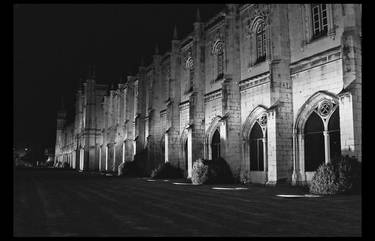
[249,122,264,171]
[293,92,342,184]
[211,129,221,161]
[304,111,325,171]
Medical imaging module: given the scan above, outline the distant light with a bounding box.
[25,148,28,151]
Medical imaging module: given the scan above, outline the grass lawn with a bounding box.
[13,169,361,237]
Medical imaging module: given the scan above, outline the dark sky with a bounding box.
[14,4,225,154]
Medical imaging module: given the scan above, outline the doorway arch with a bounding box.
[211,129,221,161]
[293,91,341,183]
[304,111,325,171]
[250,122,264,171]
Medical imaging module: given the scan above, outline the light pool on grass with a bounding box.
[212,187,248,190]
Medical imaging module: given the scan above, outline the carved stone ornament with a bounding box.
[185,49,193,70]
[258,113,268,127]
[185,56,194,70]
[245,4,270,38]
[318,100,333,117]
[211,30,224,55]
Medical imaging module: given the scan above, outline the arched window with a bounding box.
[304,111,325,171]
[256,22,266,63]
[249,122,264,171]
[211,129,221,161]
[217,42,224,79]
[311,4,328,38]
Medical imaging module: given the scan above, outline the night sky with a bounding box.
[14,4,225,158]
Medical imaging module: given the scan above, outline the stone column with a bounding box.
[113,144,116,172]
[164,133,169,163]
[105,145,108,171]
[122,142,126,163]
[72,150,76,169]
[241,140,247,170]
[262,137,267,172]
[292,133,298,185]
[323,130,330,164]
[80,148,84,171]
[298,134,306,183]
[187,128,193,178]
[99,146,102,171]
[203,138,207,160]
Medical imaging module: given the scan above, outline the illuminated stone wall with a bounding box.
[55,4,361,185]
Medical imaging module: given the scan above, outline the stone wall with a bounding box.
[55,4,361,184]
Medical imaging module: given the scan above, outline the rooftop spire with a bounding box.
[155,44,159,55]
[173,25,178,40]
[196,8,201,22]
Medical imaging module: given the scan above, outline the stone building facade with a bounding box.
[55,4,362,185]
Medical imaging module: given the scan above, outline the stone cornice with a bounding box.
[160,109,167,117]
[290,46,341,75]
[239,72,270,92]
[204,88,222,103]
[179,100,190,111]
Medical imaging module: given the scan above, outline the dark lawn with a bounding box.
[13,169,361,237]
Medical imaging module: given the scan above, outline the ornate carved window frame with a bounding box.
[244,4,270,67]
[184,48,194,93]
[301,4,336,47]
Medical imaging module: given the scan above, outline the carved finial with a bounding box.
[173,25,178,40]
[196,8,201,22]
